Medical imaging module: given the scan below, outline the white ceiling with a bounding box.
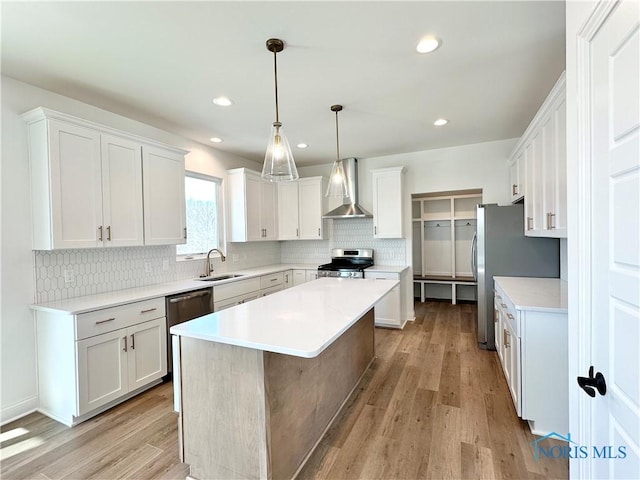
[1,1,565,166]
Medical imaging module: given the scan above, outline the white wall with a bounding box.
[0,75,261,423]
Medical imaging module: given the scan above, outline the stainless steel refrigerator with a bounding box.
[473,203,559,350]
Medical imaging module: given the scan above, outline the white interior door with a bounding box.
[577,1,639,478]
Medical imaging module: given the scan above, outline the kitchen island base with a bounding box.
[178,309,375,480]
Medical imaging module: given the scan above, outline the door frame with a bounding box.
[570,1,623,478]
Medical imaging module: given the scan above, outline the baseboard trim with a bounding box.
[1,396,38,426]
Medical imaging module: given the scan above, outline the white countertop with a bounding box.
[494,276,568,313]
[30,263,318,314]
[170,277,398,358]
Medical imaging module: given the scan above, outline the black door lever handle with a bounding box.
[577,366,607,397]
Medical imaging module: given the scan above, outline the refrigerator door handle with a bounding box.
[471,231,478,281]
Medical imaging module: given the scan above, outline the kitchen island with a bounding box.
[170,277,398,480]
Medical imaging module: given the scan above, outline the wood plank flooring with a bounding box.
[1,301,568,480]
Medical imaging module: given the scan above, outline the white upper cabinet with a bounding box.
[22,108,187,250]
[509,72,567,238]
[142,146,186,245]
[260,179,277,241]
[101,135,144,247]
[227,168,278,242]
[277,181,299,240]
[372,167,406,239]
[509,152,524,203]
[277,177,327,240]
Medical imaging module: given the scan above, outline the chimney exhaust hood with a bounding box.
[323,158,372,219]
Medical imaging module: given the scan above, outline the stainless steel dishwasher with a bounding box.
[165,288,213,377]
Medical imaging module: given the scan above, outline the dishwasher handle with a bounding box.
[168,290,211,304]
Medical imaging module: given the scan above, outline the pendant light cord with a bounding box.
[273,50,279,124]
[335,109,340,161]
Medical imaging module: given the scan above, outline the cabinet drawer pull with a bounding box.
[501,303,507,308]
[130,334,135,350]
[107,225,112,241]
[512,184,518,196]
[140,307,157,314]
[318,228,321,236]
[494,310,499,323]
[504,329,511,348]
[98,225,103,241]
[527,216,533,231]
[184,227,187,239]
[296,228,299,237]
[123,336,128,352]
[495,294,502,300]
[506,313,515,320]
[270,278,278,282]
[95,317,116,325]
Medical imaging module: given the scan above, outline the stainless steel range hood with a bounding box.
[323,158,372,219]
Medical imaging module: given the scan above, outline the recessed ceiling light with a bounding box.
[434,118,449,126]
[212,96,233,107]
[210,137,223,143]
[296,143,309,149]
[416,36,441,54]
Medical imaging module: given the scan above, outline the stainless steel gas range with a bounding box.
[317,248,374,279]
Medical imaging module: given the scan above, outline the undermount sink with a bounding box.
[198,274,244,282]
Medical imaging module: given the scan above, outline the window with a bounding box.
[177,172,222,257]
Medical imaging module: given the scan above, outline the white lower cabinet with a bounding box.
[35,297,167,426]
[293,270,306,286]
[494,279,568,435]
[364,270,407,328]
[77,317,166,415]
[283,270,293,289]
[305,270,319,282]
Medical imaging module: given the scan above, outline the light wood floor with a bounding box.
[1,301,568,480]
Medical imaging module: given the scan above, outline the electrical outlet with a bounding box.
[162,259,170,271]
[145,262,152,273]
[63,269,74,284]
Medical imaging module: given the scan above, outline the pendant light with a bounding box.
[325,105,350,197]
[262,38,299,182]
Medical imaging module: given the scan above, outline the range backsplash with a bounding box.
[33,218,404,303]
[280,218,406,266]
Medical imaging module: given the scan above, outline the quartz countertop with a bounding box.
[494,276,568,313]
[30,263,319,314]
[170,277,398,358]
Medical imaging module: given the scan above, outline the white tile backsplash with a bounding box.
[33,246,177,303]
[280,218,406,266]
[33,219,404,303]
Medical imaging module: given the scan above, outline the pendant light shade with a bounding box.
[262,38,298,182]
[326,105,350,197]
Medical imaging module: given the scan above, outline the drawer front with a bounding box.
[214,291,260,312]
[76,297,165,340]
[364,271,399,280]
[213,277,261,302]
[260,272,284,289]
[260,284,283,297]
[495,286,520,337]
